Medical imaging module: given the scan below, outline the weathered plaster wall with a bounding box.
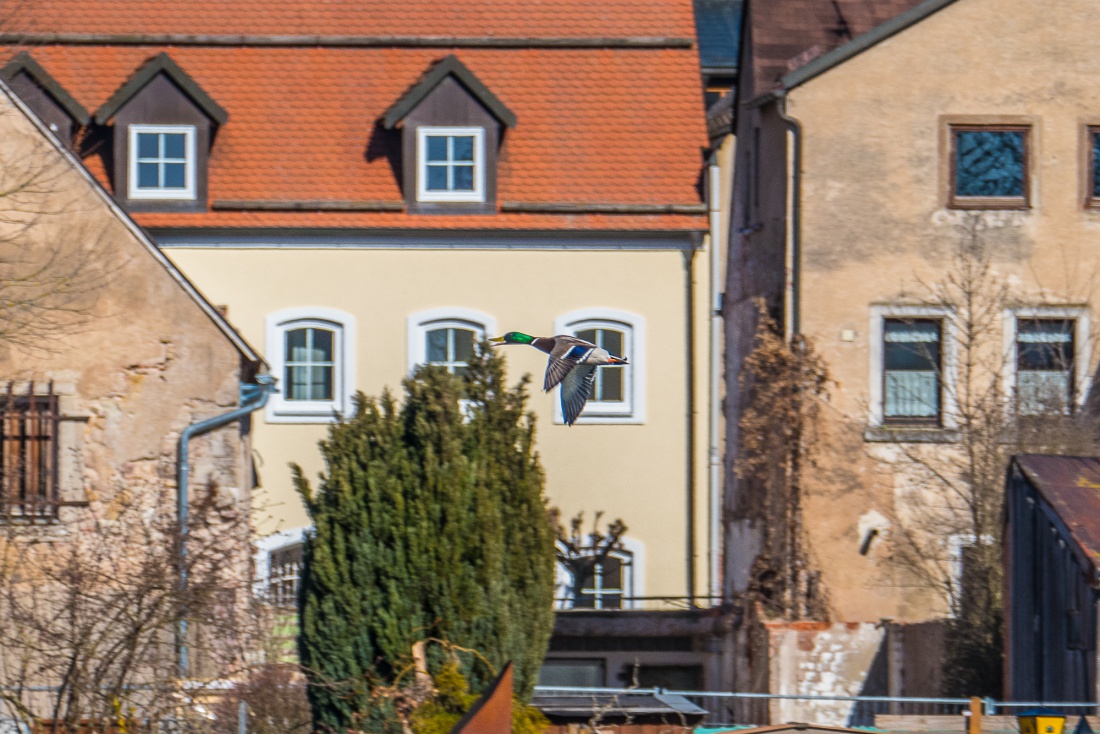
[0,91,248,532]
[766,620,884,725]
[784,0,1100,624]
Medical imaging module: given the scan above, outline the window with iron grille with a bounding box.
[268,543,303,607]
[883,319,943,424]
[1016,319,1076,414]
[0,384,60,522]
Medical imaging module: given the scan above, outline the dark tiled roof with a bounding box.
[747,0,927,94]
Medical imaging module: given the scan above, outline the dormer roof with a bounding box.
[0,51,89,125]
[94,52,228,125]
[383,54,517,130]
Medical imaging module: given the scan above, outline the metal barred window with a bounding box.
[883,319,942,424]
[268,543,303,607]
[1016,319,1075,414]
[0,383,59,522]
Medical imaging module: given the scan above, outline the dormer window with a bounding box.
[95,53,227,211]
[128,125,196,200]
[417,127,485,203]
[383,55,516,213]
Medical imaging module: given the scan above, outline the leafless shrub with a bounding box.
[736,302,830,620]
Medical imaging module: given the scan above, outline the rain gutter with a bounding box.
[176,374,276,678]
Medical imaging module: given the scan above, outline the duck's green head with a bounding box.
[489,331,535,345]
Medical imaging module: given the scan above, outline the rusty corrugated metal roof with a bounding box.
[1015,454,1100,574]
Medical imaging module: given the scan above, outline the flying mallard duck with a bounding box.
[488,332,628,426]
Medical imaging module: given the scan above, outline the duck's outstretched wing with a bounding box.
[543,337,596,392]
[560,364,597,426]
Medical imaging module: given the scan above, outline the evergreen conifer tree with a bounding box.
[294,348,555,733]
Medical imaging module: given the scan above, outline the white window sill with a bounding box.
[128,190,197,201]
[555,413,645,426]
[863,425,959,443]
[265,406,344,425]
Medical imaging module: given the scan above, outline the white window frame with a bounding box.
[127,124,197,200]
[1002,306,1090,412]
[869,305,958,429]
[407,307,496,373]
[553,309,645,425]
[946,532,994,617]
[416,126,486,203]
[554,535,644,611]
[265,307,356,424]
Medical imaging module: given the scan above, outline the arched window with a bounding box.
[266,307,356,423]
[407,308,497,375]
[554,309,645,424]
[555,536,643,611]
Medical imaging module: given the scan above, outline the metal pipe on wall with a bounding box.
[776,91,802,339]
[707,159,724,602]
[176,374,275,678]
[684,245,698,607]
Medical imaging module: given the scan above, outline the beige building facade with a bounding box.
[164,237,721,607]
[727,0,1100,699]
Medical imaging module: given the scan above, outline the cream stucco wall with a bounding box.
[785,0,1100,622]
[168,243,717,603]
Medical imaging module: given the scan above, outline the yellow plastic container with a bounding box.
[1019,709,1066,734]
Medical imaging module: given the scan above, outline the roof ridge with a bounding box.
[0,33,695,49]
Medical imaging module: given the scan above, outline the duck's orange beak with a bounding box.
[608,356,629,365]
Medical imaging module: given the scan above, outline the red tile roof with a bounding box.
[746,0,926,95]
[1,3,707,233]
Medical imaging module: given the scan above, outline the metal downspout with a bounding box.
[176,374,275,679]
[685,245,698,608]
[776,92,802,339]
[707,158,724,603]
